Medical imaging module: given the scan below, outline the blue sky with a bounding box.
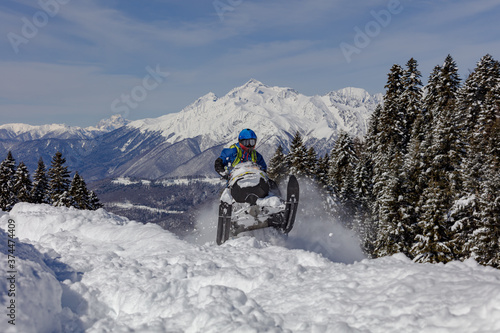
[1,0,499,127]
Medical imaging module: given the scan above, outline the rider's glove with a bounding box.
[220,170,229,180]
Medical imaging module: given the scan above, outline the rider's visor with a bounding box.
[240,139,256,148]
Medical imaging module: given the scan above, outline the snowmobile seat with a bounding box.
[231,177,269,205]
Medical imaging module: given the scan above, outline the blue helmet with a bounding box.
[238,129,257,141]
[238,129,257,149]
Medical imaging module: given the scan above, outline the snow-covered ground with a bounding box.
[1,202,500,333]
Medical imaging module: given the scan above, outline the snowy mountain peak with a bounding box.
[227,79,298,99]
[93,114,130,131]
[335,87,371,100]
[244,78,266,88]
[187,92,219,109]
[328,87,383,108]
[127,79,382,154]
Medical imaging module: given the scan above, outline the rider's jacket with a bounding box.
[215,142,267,175]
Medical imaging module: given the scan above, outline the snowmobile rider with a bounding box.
[214,128,267,179]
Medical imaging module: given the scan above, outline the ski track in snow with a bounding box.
[1,202,500,333]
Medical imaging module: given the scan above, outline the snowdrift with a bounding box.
[1,203,500,333]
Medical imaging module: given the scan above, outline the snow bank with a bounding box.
[1,203,500,333]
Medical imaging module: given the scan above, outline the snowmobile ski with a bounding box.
[282,175,299,234]
[216,201,232,245]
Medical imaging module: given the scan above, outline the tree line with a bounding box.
[0,151,102,211]
[267,54,499,268]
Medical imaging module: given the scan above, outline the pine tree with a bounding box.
[0,152,17,211]
[472,165,500,268]
[410,96,459,262]
[412,178,455,263]
[452,55,499,260]
[393,59,422,255]
[48,151,71,207]
[364,104,383,235]
[286,131,308,176]
[88,191,103,210]
[304,146,318,179]
[457,54,499,141]
[315,153,330,188]
[69,171,90,209]
[379,64,406,152]
[399,58,423,152]
[399,107,429,256]
[13,162,32,203]
[368,65,409,257]
[267,145,288,183]
[328,131,358,226]
[469,70,500,267]
[352,143,376,256]
[31,157,50,204]
[406,55,463,262]
[372,150,409,257]
[372,65,406,209]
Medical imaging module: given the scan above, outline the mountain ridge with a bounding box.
[0,114,130,141]
[126,79,382,152]
[0,79,382,180]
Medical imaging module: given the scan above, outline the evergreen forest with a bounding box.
[267,54,499,268]
[0,151,102,211]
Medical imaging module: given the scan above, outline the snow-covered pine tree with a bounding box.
[412,178,455,263]
[88,191,103,210]
[372,65,406,199]
[385,58,424,258]
[398,120,427,259]
[69,171,90,209]
[304,146,318,180]
[459,56,500,190]
[378,64,406,153]
[472,166,500,268]
[267,145,288,183]
[328,131,358,227]
[404,55,463,262]
[315,153,330,188]
[368,65,409,257]
[372,150,408,257]
[0,152,17,211]
[410,105,457,263]
[285,131,308,176]
[13,162,33,203]
[399,58,423,152]
[352,142,376,256]
[469,68,500,267]
[421,56,460,167]
[457,54,499,142]
[48,151,71,207]
[363,104,382,230]
[452,55,499,260]
[31,157,50,204]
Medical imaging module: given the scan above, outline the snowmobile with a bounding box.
[216,162,299,245]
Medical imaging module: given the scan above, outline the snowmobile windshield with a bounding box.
[240,139,256,148]
[232,162,260,172]
[229,162,266,187]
